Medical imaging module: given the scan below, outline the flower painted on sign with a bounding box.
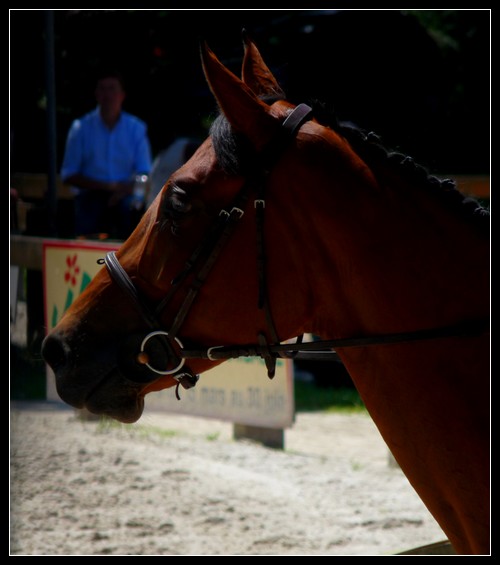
[50,250,95,328]
[64,254,80,286]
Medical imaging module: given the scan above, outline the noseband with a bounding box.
[102,103,489,398]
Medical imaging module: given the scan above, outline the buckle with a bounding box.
[219,207,244,219]
[207,345,223,361]
[230,207,245,218]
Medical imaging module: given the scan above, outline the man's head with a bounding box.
[95,70,126,116]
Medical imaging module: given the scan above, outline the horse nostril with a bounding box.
[41,334,70,374]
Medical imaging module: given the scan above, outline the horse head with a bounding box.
[41,35,322,422]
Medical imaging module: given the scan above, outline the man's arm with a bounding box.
[63,174,133,206]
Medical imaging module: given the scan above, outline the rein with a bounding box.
[102,103,490,397]
[182,317,489,361]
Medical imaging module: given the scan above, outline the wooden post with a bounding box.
[233,424,284,449]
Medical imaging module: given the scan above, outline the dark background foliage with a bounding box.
[10,9,490,176]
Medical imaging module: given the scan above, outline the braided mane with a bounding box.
[210,98,490,232]
[312,100,489,230]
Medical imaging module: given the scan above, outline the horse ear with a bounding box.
[241,30,285,98]
[200,41,279,150]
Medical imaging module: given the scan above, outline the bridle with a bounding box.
[101,103,489,398]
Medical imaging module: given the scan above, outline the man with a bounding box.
[61,70,152,239]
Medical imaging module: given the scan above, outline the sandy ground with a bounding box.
[10,400,450,556]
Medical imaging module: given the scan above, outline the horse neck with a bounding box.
[268,129,490,555]
[269,128,490,340]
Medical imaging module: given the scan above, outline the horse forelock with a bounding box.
[209,113,256,176]
[209,94,286,177]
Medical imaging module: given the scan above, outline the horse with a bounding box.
[41,34,490,554]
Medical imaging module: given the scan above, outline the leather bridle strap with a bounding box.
[253,103,315,377]
[263,103,315,167]
[182,317,490,362]
[159,103,314,341]
[166,105,315,373]
[103,251,157,330]
[168,203,249,338]
[165,104,314,378]
[101,103,315,392]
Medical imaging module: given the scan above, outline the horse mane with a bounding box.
[311,100,490,230]
[209,97,490,231]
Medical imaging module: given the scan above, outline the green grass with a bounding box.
[294,380,366,413]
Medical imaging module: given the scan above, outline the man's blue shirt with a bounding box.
[61,108,152,190]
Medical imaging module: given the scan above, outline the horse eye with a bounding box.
[161,185,193,234]
[172,197,191,213]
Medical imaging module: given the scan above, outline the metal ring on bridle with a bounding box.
[139,331,186,375]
